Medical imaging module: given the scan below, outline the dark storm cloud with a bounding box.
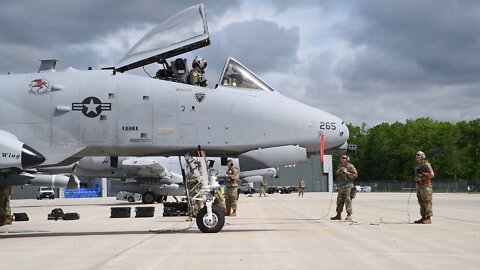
[204,19,300,74]
[337,0,480,88]
[0,1,238,45]
[0,1,239,73]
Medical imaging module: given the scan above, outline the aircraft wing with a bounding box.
[122,157,171,178]
[115,4,209,72]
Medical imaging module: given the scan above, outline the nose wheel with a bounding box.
[196,205,225,233]
[184,150,226,233]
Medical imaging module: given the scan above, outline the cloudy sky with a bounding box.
[1,0,478,127]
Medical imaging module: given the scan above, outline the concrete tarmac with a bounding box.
[1,192,479,270]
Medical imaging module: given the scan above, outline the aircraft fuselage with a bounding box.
[0,70,349,166]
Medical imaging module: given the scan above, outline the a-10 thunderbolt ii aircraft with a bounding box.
[68,156,279,204]
[0,4,354,232]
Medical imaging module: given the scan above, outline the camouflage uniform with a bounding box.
[0,185,12,226]
[187,68,207,87]
[331,162,357,220]
[213,188,227,214]
[186,173,202,218]
[414,160,434,222]
[225,166,240,215]
[298,179,305,197]
[259,182,266,197]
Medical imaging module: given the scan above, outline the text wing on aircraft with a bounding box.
[116,4,209,72]
[122,158,171,178]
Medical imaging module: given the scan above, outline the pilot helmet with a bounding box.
[192,56,207,70]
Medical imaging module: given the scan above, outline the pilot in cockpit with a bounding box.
[187,56,208,87]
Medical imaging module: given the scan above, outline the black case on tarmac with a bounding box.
[163,202,188,216]
[110,207,131,218]
[13,212,29,221]
[48,208,65,221]
[63,213,80,220]
[135,207,155,218]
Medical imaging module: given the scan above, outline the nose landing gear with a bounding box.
[184,151,225,233]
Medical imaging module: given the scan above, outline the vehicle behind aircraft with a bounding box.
[37,187,55,200]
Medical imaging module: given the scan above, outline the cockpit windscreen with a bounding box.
[220,58,274,91]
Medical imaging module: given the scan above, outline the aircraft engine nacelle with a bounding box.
[239,145,307,171]
[0,130,46,170]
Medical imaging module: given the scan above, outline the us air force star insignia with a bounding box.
[72,96,111,118]
[195,92,206,103]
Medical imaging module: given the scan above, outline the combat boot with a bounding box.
[230,210,237,217]
[345,214,352,221]
[422,216,432,224]
[330,213,341,220]
[225,209,231,216]
[414,216,425,224]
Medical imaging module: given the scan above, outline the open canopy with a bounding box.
[116,4,209,72]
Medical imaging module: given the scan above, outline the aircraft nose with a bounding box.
[338,120,349,140]
[319,116,349,151]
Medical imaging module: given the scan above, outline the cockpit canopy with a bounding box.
[219,58,274,91]
[116,4,209,72]
[114,4,275,92]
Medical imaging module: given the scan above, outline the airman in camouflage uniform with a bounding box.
[298,179,305,197]
[414,151,434,224]
[0,185,12,226]
[259,181,266,197]
[213,187,227,214]
[331,155,358,221]
[225,160,240,216]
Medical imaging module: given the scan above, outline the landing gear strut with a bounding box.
[184,150,225,233]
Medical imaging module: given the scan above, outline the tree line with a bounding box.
[344,118,480,184]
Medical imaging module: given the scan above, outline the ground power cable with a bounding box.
[319,190,335,220]
[348,188,415,226]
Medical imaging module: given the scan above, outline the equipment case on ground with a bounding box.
[110,207,131,218]
[135,207,155,218]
